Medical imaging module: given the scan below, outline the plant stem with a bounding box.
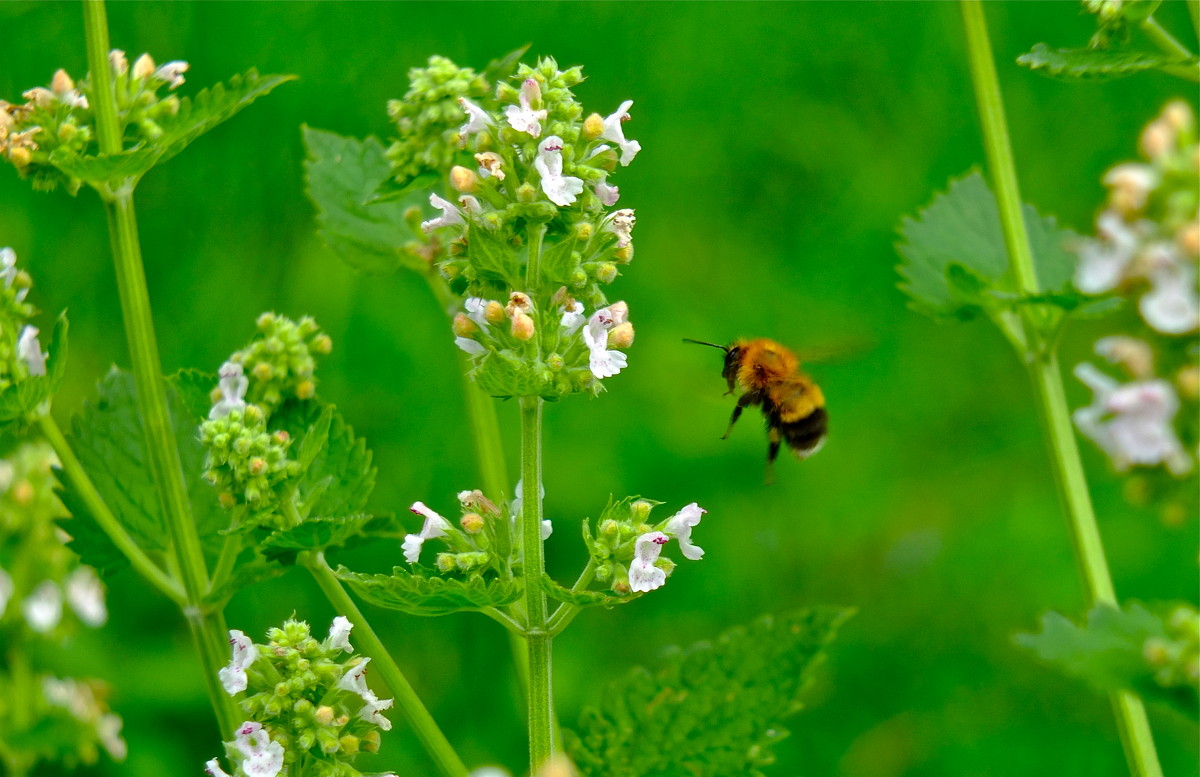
[960,4,1163,775]
[519,395,554,770]
[1139,13,1200,82]
[1188,0,1200,43]
[82,0,238,737]
[301,552,468,777]
[39,413,184,604]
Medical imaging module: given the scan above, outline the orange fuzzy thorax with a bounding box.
[736,338,799,391]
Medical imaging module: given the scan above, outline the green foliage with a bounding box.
[539,573,637,608]
[1017,603,1198,718]
[260,514,398,564]
[50,70,295,187]
[566,607,854,777]
[58,369,226,573]
[302,126,429,275]
[0,313,68,423]
[272,398,376,520]
[334,565,522,616]
[1016,43,1185,80]
[896,171,1080,322]
[464,224,523,288]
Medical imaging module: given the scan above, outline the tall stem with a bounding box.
[519,396,554,769]
[301,552,468,777]
[1139,14,1200,82]
[960,4,1162,775]
[83,0,237,736]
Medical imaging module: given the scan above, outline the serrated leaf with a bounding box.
[539,573,638,608]
[58,368,227,573]
[272,398,375,519]
[168,368,217,422]
[465,224,521,287]
[566,607,854,777]
[52,70,294,186]
[1017,603,1197,717]
[302,126,431,275]
[541,237,580,286]
[335,566,522,616]
[896,171,1079,320]
[1017,43,1184,81]
[259,514,398,564]
[0,312,68,423]
[203,546,286,607]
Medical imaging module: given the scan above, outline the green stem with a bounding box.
[960,4,1163,775]
[301,552,468,777]
[83,0,238,737]
[546,559,596,636]
[39,413,184,604]
[1188,1,1200,43]
[1140,14,1200,82]
[519,395,554,770]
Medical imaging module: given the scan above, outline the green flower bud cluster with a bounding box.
[1084,0,1158,47]
[583,498,666,588]
[1143,604,1200,692]
[200,405,299,517]
[0,51,187,193]
[385,55,490,188]
[225,619,391,777]
[231,312,332,413]
[404,491,513,574]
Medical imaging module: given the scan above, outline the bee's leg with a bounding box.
[765,426,782,485]
[721,392,758,439]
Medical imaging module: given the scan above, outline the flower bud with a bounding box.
[272,430,290,444]
[453,313,479,338]
[570,268,587,287]
[1162,100,1193,134]
[132,53,156,80]
[629,500,653,522]
[450,165,480,193]
[1177,220,1199,257]
[484,300,506,324]
[315,705,335,725]
[339,735,360,755]
[547,353,564,371]
[495,81,520,103]
[51,69,75,95]
[9,146,31,168]
[1176,366,1200,399]
[219,491,237,509]
[517,183,537,203]
[600,518,620,538]
[512,312,536,341]
[582,113,605,140]
[460,512,484,534]
[1139,122,1173,159]
[614,244,634,263]
[361,730,381,753]
[596,263,618,284]
[109,49,129,76]
[521,78,542,109]
[312,334,333,354]
[296,379,315,400]
[609,322,635,349]
[57,123,78,142]
[1143,637,1169,666]
[249,457,267,476]
[435,553,458,573]
[574,222,594,241]
[252,362,274,382]
[612,579,631,595]
[475,151,505,180]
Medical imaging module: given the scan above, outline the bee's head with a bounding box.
[683,339,740,392]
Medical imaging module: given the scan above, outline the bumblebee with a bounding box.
[686,337,827,482]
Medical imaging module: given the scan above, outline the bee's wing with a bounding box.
[791,335,875,365]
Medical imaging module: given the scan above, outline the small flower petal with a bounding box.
[534,136,584,207]
[23,580,62,632]
[209,361,248,419]
[628,532,669,592]
[421,193,464,233]
[455,336,487,356]
[459,97,494,140]
[599,100,642,166]
[218,630,256,695]
[664,502,707,561]
[65,566,107,626]
[17,326,46,377]
[205,758,233,777]
[326,615,353,652]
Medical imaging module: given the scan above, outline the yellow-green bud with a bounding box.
[274,682,289,697]
[460,512,484,534]
[512,312,536,341]
[51,69,75,95]
[612,579,631,595]
[453,313,479,338]
[133,53,156,80]
[582,113,605,140]
[249,457,267,476]
[219,491,237,509]
[517,182,537,203]
[57,123,78,142]
[312,334,333,354]
[614,245,634,263]
[547,353,564,371]
[252,362,274,382]
[630,500,653,522]
[315,705,335,726]
[596,263,618,284]
[339,735,360,755]
[600,518,620,538]
[450,165,480,193]
[296,379,315,400]
[361,731,381,753]
[574,222,594,241]
[484,300,506,324]
[435,553,458,573]
[9,146,31,168]
[609,322,635,349]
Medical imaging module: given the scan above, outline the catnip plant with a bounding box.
[0,1,852,775]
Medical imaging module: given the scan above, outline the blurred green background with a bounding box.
[2,2,1198,775]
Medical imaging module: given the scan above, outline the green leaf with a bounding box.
[168,368,217,422]
[57,368,227,573]
[53,70,295,185]
[566,607,854,777]
[896,171,1079,320]
[272,398,376,520]
[1017,43,1185,81]
[541,237,580,286]
[302,126,431,275]
[259,514,398,564]
[539,573,638,608]
[465,224,521,287]
[482,44,532,83]
[335,566,522,616]
[0,312,68,423]
[1017,603,1197,717]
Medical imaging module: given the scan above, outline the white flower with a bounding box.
[421,193,464,233]
[663,502,707,561]
[358,692,395,731]
[337,657,372,696]
[1104,163,1158,213]
[594,174,620,206]
[605,209,636,248]
[599,100,642,166]
[218,630,256,695]
[628,532,669,592]
[0,247,17,288]
[403,502,452,564]
[541,520,553,540]
[455,337,487,356]
[65,566,107,627]
[559,299,586,336]
[459,97,494,141]
[464,297,491,329]
[326,615,353,652]
[205,759,233,777]
[23,580,62,632]
[504,80,547,138]
[1074,363,1192,475]
[582,310,628,380]
[17,325,46,377]
[1074,211,1140,294]
[132,54,156,81]
[475,151,505,180]
[209,361,248,419]
[97,713,127,760]
[469,768,512,777]
[233,721,285,777]
[153,61,189,90]
[0,567,11,618]
[109,49,129,77]
[1140,258,1199,334]
[534,136,584,207]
